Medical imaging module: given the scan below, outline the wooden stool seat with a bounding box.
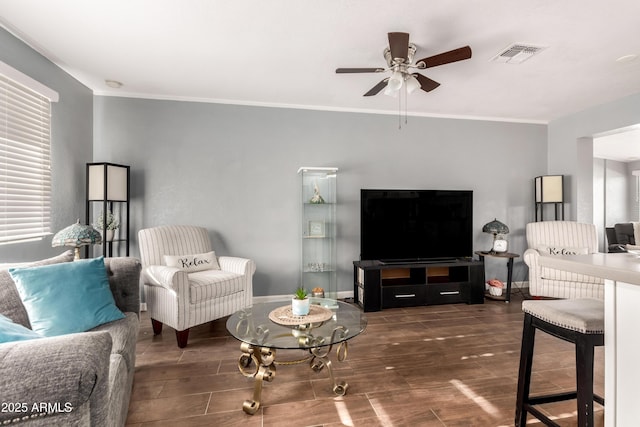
[515,298,604,426]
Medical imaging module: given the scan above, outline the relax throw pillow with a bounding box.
[538,246,589,256]
[8,257,124,337]
[163,251,220,272]
[0,313,41,343]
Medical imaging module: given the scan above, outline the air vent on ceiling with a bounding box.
[491,43,547,64]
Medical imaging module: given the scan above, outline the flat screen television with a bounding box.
[360,189,473,262]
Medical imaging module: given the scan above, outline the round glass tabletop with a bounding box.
[226,299,367,350]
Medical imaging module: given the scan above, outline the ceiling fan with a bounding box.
[336,32,472,97]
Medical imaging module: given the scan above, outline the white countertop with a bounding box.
[538,252,640,285]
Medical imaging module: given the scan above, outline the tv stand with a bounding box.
[353,258,484,312]
[380,257,458,265]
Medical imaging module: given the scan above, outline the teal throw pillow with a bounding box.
[8,257,124,337]
[0,313,41,343]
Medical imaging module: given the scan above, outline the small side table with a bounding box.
[475,251,520,303]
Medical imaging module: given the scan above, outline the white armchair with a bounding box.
[523,221,604,299]
[138,225,256,347]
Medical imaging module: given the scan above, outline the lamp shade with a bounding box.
[383,70,404,97]
[405,74,421,94]
[87,163,128,201]
[52,220,102,260]
[387,71,403,90]
[52,220,102,248]
[535,175,563,203]
[482,218,509,235]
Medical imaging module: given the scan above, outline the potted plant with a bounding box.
[95,210,120,241]
[291,287,310,316]
[487,278,504,296]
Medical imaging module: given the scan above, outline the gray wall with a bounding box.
[548,93,640,223]
[0,28,93,262]
[93,96,547,296]
[604,160,630,225]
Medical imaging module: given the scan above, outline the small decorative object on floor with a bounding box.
[309,182,325,204]
[487,278,504,296]
[292,287,310,315]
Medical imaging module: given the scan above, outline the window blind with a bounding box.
[0,73,52,244]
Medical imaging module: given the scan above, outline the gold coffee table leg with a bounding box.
[236,326,351,414]
[310,339,349,396]
[237,343,276,415]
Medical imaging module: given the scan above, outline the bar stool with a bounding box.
[515,298,604,427]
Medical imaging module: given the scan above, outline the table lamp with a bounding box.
[482,218,509,253]
[52,220,102,260]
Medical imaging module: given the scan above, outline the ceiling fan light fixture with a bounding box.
[383,83,399,97]
[336,32,472,107]
[387,71,403,91]
[405,74,421,94]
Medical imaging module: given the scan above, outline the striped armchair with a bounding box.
[138,225,256,347]
[523,221,604,299]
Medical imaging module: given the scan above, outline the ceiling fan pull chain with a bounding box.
[398,91,402,130]
[404,85,409,125]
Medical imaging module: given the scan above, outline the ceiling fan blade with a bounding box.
[388,32,410,61]
[363,79,389,96]
[416,46,472,68]
[413,73,441,92]
[336,67,385,73]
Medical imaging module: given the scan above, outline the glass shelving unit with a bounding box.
[298,167,338,302]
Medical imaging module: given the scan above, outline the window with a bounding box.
[0,62,58,244]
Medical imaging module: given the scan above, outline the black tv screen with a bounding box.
[360,189,473,261]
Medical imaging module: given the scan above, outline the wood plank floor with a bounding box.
[125,291,604,426]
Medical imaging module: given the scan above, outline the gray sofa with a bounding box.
[0,252,141,427]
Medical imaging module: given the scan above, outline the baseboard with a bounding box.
[512,280,529,289]
[142,283,526,310]
[253,290,354,304]
[139,292,355,312]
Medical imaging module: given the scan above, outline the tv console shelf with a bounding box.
[353,259,484,312]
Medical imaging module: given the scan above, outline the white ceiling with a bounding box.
[594,128,640,163]
[1,0,640,125]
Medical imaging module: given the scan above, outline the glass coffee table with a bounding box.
[226,299,367,415]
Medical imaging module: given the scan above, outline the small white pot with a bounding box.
[106,229,115,242]
[291,297,310,316]
[488,286,503,296]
